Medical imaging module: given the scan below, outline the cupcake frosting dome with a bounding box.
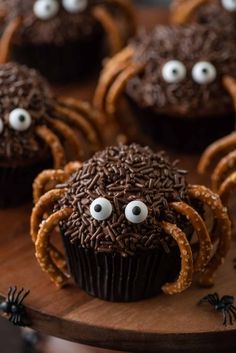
[59,144,189,256]
[126,25,236,118]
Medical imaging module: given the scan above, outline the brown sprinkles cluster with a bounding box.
[58,144,189,256]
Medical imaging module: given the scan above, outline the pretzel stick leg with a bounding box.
[223,76,236,111]
[93,47,134,111]
[198,132,236,174]
[211,150,236,192]
[53,104,101,150]
[49,118,84,160]
[107,0,136,37]
[0,17,22,64]
[161,221,193,295]
[35,208,73,287]
[188,185,232,287]
[170,202,212,272]
[219,171,236,207]
[33,169,67,204]
[106,63,144,115]
[171,0,209,24]
[36,125,66,169]
[92,6,123,55]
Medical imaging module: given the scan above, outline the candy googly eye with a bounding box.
[33,0,59,20]
[221,0,236,11]
[125,200,148,224]
[9,108,32,132]
[90,197,113,221]
[162,60,187,83]
[0,119,3,134]
[192,61,217,85]
[62,0,88,13]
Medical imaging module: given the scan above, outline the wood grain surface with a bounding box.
[0,7,236,353]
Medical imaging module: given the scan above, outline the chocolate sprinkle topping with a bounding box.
[59,144,193,256]
[126,25,236,118]
[3,0,103,45]
[0,63,54,163]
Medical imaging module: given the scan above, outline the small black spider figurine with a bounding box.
[199,293,236,326]
[0,286,30,326]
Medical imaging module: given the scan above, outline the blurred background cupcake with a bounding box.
[0,0,136,83]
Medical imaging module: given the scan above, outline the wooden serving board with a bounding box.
[0,8,236,353]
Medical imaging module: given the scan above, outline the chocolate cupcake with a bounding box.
[0,0,135,82]
[0,61,103,207]
[94,25,236,152]
[171,0,236,37]
[31,144,231,301]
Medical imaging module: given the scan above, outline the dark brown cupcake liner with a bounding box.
[127,97,235,153]
[62,230,181,302]
[0,158,52,208]
[11,27,104,83]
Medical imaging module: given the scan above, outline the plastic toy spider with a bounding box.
[0,286,30,326]
[199,293,236,326]
[0,0,135,81]
[31,144,232,292]
[171,0,236,35]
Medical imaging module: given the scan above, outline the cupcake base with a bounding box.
[127,97,235,153]
[62,232,181,302]
[11,27,104,83]
[0,158,52,208]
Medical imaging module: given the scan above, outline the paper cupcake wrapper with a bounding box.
[126,96,235,152]
[62,232,181,302]
[11,27,104,83]
[0,158,51,208]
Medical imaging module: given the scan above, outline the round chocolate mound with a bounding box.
[0,62,54,162]
[59,144,191,256]
[4,0,102,45]
[126,25,236,118]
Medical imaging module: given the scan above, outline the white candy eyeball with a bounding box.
[0,119,3,134]
[33,0,59,20]
[192,61,217,85]
[221,0,236,11]
[62,0,88,13]
[90,197,112,221]
[9,109,32,132]
[162,60,187,83]
[125,200,148,224]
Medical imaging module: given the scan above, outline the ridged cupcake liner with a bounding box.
[127,96,235,153]
[62,231,181,302]
[11,28,104,83]
[0,158,51,208]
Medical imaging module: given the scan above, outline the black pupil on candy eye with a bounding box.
[202,68,208,75]
[45,4,51,11]
[94,204,102,212]
[132,206,141,216]
[19,115,25,122]
[172,68,178,75]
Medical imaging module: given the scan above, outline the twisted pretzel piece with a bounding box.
[0,16,22,64]
[171,0,210,24]
[188,185,231,287]
[35,208,73,287]
[219,171,236,206]
[170,202,212,272]
[161,221,193,295]
[94,46,135,111]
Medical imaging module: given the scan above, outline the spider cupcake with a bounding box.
[0,31,104,207]
[31,144,231,301]
[0,0,135,82]
[171,0,236,37]
[94,25,236,151]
